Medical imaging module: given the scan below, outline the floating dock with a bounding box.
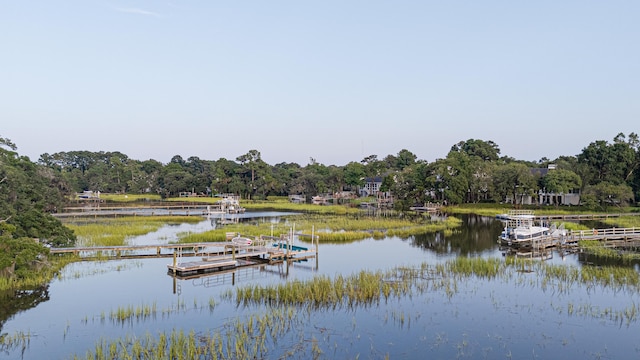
[166,234,318,277]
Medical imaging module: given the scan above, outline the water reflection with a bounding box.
[3,211,640,359]
[413,214,504,255]
[0,286,49,334]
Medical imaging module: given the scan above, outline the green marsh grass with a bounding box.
[97,297,220,326]
[57,260,143,281]
[74,257,640,359]
[244,201,359,214]
[75,307,304,360]
[63,216,202,246]
[445,203,635,217]
[578,239,640,262]
[0,330,31,353]
[602,215,640,228]
[0,254,78,291]
[226,257,640,310]
[98,193,162,202]
[179,214,463,244]
[124,195,360,215]
[109,302,158,324]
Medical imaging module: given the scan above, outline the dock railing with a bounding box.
[566,227,640,241]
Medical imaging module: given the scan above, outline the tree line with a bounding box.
[1,136,75,282]
[33,132,640,211]
[1,132,640,251]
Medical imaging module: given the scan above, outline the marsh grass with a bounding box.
[244,201,359,215]
[179,214,462,244]
[225,270,414,310]
[72,257,640,359]
[552,301,640,327]
[227,257,640,310]
[445,203,634,217]
[0,330,31,353]
[75,307,304,360]
[560,222,590,231]
[57,260,143,281]
[98,297,220,326]
[64,216,202,246]
[0,254,78,291]
[98,193,162,202]
[579,240,640,262]
[602,216,640,228]
[110,302,158,324]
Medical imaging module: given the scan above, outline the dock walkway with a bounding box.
[52,234,319,277]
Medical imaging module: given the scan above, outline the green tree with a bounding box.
[343,162,365,190]
[395,149,417,171]
[493,163,536,205]
[298,158,330,196]
[450,139,500,162]
[581,181,634,210]
[236,150,263,199]
[361,154,386,177]
[0,136,76,247]
[540,168,582,196]
[271,162,302,196]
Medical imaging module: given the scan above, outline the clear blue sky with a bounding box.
[2,1,638,166]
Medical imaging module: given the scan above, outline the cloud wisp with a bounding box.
[116,7,162,18]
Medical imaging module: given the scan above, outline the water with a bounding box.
[1,214,639,359]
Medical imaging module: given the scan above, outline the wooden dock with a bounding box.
[53,204,212,218]
[52,233,319,276]
[50,242,243,257]
[501,227,640,251]
[167,258,241,276]
[536,213,640,222]
[167,239,317,276]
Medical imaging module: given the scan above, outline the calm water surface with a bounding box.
[1,213,639,359]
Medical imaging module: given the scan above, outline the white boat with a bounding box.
[210,194,245,214]
[498,210,550,247]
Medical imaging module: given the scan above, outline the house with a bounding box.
[505,164,581,205]
[359,177,383,197]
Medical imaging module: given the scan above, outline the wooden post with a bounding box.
[173,251,177,275]
[313,225,319,271]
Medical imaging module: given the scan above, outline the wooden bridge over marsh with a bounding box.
[53,204,214,218]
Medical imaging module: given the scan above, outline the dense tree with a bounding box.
[236,150,264,199]
[388,161,429,208]
[395,149,417,171]
[343,162,365,190]
[271,162,302,196]
[25,133,640,207]
[450,139,500,162]
[540,169,582,196]
[361,154,386,177]
[493,163,537,205]
[1,136,76,250]
[577,133,636,185]
[581,181,634,210]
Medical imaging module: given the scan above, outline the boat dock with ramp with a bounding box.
[51,232,319,277]
[497,210,640,259]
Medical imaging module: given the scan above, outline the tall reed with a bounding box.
[64,216,201,246]
[74,307,305,359]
